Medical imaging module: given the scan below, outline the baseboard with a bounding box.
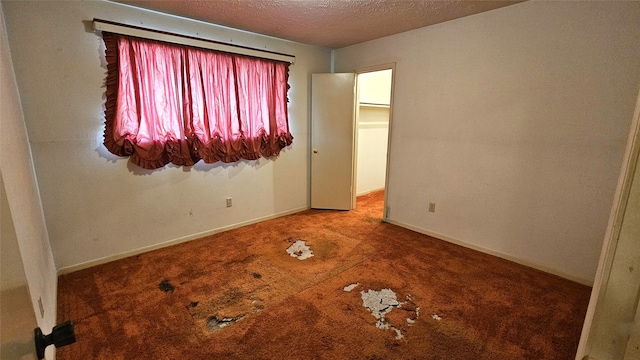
[384,219,593,287]
[57,205,310,275]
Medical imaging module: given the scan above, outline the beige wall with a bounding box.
[1,2,56,358]
[334,1,640,283]
[2,0,331,272]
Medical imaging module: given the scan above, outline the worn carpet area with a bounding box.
[57,191,591,359]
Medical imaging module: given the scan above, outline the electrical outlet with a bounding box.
[428,202,436,213]
[226,197,232,207]
[38,297,44,318]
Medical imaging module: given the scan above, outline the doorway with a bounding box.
[310,67,394,214]
[355,68,393,216]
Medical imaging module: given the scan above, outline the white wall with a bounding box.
[1,2,57,358]
[359,70,392,105]
[356,107,389,195]
[2,0,331,271]
[334,1,640,283]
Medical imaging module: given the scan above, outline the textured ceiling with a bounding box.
[112,0,523,48]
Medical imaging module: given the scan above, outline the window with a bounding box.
[102,32,292,170]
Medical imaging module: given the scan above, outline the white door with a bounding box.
[311,73,356,210]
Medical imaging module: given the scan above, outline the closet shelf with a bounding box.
[359,102,390,109]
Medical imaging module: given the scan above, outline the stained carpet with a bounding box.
[57,191,591,359]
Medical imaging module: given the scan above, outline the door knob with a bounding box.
[313,149,318,154]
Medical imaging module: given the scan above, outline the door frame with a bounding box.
[354,63,396,220]
[575,87,640,359]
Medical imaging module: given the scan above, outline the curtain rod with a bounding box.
[92,18,295,64]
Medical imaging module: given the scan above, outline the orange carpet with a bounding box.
[57,191,590,359]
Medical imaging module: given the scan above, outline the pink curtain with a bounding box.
[103,32,292,169]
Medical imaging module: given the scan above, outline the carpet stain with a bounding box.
[210,288,245,311]
[310,239,339,259]
[186,301,199,309]
[158,279,175,293]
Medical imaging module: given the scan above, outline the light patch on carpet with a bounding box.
[286,240,314,260]
[343,283,360,292]
[361,289,400,325]
[360,288,419,339]
[206,314,245,331]
[251,296,265,313]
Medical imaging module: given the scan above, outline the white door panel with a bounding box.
[311,73,356,210]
